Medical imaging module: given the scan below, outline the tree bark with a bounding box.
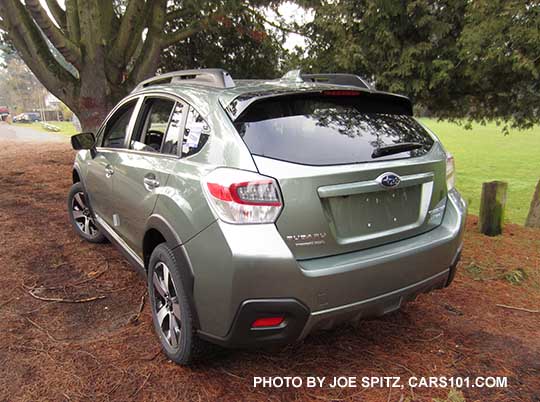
[525,180,540,228]
[0,0,246,133]
[479,181,508,236]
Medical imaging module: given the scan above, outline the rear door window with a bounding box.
[130,97,175,153]
[233,94,434,165]
[161,102,185,155]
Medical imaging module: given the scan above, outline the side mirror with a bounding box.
[71,132,96,150]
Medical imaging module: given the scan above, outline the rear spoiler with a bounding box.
[223,88,414,121]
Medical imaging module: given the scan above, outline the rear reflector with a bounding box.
[446,153,456,191]
[251,316,285,328]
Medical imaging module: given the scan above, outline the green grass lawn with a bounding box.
[13,121,77,136]
[420,119,540,225]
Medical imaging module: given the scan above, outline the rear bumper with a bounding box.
[199,299,310,348]
[200,248,462,348]
[300,247,462,339]
[188,189,466,347]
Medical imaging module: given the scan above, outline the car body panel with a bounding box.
[186,188,465,338]
[84,150,117,225]
[110,150,175,253]
[71,74,467,347]
[151,157,217,248]
[183,107,258,171]
[253,141,448,260]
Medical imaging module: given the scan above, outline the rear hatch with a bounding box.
[231,90,448,260]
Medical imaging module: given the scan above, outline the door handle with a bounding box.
[105,165,114,178]
[143,175,160,191]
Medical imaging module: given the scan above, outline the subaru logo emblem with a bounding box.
[377,172,401,189]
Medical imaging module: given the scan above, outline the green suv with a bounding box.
[68,69,466,364]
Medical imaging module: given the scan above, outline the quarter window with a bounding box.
[101,100,137,148]
[182,107,210,157]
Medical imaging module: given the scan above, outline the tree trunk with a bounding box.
[75,72,126,133]
[479,181,507,236]
[75,93,121,133]
[525,180,540,228]
[72,39,130,132]
[1,0,214,134]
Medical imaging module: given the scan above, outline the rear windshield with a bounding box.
[233,94,434,166]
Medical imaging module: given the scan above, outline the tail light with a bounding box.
[446,153,455,191]
[203,168,283,224]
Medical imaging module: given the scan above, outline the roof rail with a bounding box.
[133,68,235,92]
[280,69,371,89]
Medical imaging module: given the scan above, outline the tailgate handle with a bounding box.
[317,172,434,198]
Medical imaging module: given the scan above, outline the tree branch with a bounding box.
[129,0,167,85]
[110,0,148,67]
[25,0,81,69]
[166,8,186,22]
[98,0,116,43]
[0,0,78,106]
[244,7,302,35]
[123,12,149,67]
[65,0,80,43]
[163,15,220,48]
[163,25,202,48]
[76,0,103,61]
[43,0,66,30]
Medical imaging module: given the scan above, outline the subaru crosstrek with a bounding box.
[68,69,466,364]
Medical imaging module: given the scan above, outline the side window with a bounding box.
[130,98,175,153]
[161,103,184,155]
[101,101,137,148]
[182,106,210,157]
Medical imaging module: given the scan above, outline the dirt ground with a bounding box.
[0,138,539,402]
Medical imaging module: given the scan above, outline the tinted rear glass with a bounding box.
[233,95,434,165]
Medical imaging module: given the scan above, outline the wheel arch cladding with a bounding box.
[143,228,167,269]
[143,215,183,266]
[72,168,81,183]
[143,215,199,328]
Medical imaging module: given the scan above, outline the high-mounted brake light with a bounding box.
[322,90,361,96]
[446,153,456,191]
[203,168,283,224]
[251,316,285,328]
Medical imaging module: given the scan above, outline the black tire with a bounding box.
[148,243,205,365]
[67,182,107,243]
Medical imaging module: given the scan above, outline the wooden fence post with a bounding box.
[479,181,507,236]
[525,180,540,228]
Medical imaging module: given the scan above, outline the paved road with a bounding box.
[0,122,68,142]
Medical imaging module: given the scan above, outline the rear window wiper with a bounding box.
[372,142,423,159]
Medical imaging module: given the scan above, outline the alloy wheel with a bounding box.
[71,191,99,237]
[152,262,182,348]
